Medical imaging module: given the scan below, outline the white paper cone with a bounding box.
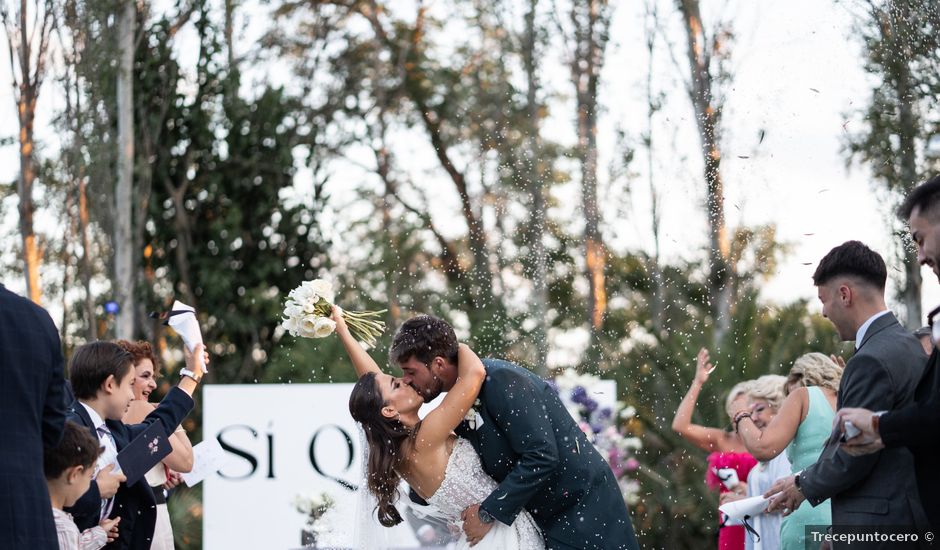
[167,300,207,372]
[718,494,771,521]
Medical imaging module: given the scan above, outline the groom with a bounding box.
[394,315,639,550]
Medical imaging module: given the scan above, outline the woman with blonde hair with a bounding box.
[672,348,758,550]
[733,353,843,550]
[723,375,791,550]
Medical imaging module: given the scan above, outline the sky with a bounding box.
[2,0,939,325]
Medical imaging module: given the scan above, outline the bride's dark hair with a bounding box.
[349,372,417,527]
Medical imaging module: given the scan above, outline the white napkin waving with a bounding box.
[714,467,740,490]
[167,300,207,372]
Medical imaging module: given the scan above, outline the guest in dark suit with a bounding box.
[65,340,207,549]
[0,283,68,550]
[394,315,639,550]
[766,241,929,545]
[838,175,940,531]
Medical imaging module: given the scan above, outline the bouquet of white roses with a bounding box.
[281,279,386,347]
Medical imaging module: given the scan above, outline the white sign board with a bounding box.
[202,384,419,550]
[202,378,617,550]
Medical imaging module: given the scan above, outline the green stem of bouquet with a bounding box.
[314,300,387,347]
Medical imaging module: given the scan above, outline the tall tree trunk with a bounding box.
[17,86,42,304]
[645,2,664,335]
[3,0,53,304]
[524,0,549,376]
[891,0,922,328]
[677,0,732,347]
[569,0,610,359]
[78,178,98,340]
[114,0,136,338]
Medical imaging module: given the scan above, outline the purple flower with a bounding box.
[584,398,599,413]
[570,386,588,404]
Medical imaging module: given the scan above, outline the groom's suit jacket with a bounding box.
[65,388,194,550]
[800,313,929,542]
[454,359,638,550]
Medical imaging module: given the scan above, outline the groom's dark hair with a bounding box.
[389,314,459,366]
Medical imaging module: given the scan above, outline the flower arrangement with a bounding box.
[294,491,336,547]
[552,368,643,506]
[294,491,335,523]
[282,279,386,347]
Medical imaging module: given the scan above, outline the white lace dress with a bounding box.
[426,438,544,550]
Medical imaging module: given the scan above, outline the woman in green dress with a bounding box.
[732,353,843,550]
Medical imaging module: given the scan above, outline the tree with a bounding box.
[558,0,613,358]
[674,0,735,348]
[113,0,135,338]
[1,0,54,304]
[846,0,940,328]
[522,0,551,375]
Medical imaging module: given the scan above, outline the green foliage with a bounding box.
[140,10,331,385]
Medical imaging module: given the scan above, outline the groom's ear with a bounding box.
[430,356,450,376]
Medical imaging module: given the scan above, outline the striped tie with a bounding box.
[96,425,119,520]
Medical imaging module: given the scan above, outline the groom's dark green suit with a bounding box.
[452,359,639,550]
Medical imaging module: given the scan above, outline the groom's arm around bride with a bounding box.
[393,315,639,550]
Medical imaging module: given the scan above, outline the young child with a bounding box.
[65,340,207,549]
[46,421,121,550]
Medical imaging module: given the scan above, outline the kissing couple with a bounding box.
[333,309,640,549]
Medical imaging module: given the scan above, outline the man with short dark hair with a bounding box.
[393,314,639,550]
[0,284,68,549]
[765,241,929,544]
[838,174,940,530]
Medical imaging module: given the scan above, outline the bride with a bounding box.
[333,308,544,549]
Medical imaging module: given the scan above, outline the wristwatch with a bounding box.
[872,410,887,436]
[180,367,202,382]
[478,508,495,525]
[793,472,803,493]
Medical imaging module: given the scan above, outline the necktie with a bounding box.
[96,425,119,520]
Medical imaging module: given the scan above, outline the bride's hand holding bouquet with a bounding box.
[281,279,386,348]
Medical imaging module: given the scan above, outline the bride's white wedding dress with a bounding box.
[425,438,544,550]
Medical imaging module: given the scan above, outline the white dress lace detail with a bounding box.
[426,438,544,550]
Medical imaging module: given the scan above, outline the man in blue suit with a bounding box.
[395,315,639,550]
[0,283,68,549]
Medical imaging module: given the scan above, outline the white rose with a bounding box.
[298,317,319,338]
[284,303,303,318]
[309,279,335,303]
[312,317,336,338]
[292,283,319,305]
[303,301,316,314]
[282,316,300,336]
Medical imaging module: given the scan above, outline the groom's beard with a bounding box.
[412,378,443,402]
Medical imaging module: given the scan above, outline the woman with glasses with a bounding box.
[733,353,842,550]
[721,375,792,550]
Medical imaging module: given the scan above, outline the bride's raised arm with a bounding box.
[412,344,486,452]
[332,306,382,378]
